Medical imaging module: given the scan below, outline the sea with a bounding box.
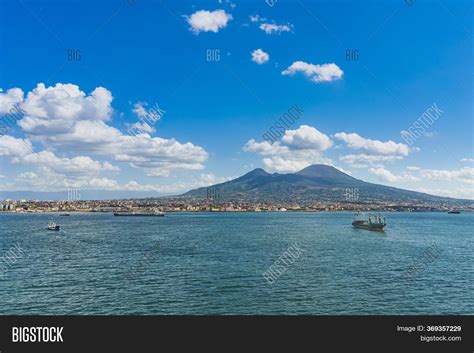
[0,212,472,314]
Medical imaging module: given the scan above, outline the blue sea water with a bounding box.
[0,212,472,314]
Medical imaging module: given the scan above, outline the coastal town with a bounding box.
[1,188,472,213]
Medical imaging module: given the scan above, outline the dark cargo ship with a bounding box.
[113,211,165,217]
[352,213,386,232]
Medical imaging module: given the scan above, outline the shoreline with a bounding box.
[1,210,471,214]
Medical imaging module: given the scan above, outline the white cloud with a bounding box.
[132,101,148,117]
[261,157,318,173]
[251,49,269,64]
[130,121,156,134]
[113,135,208,177]
[334,132,410,156]
[186,9,232,34]
[3,171,232,194]
[282,61,343,83]
[18,83,113,136]
[415,187,473,199]
[131,101,164,122]
[0,135,119,180]
[416,167,474,184]
[340,154,403,168]
[369,166,403,183]
[45,120,208,177]
[16,172,39,181]
[1,83,209,178]
[249,14,266,22]
[369,166,422,183]
[88,177,120,190]
[0,88,24,114]
[259,22,293,34]
[11,171,116,192]
[0,135,33,158]
[398,166,473,185]
[20,151,119,177]
[461,158,474,163]
[281,125,333,150]
[244,125,333,173]
[368,165,474,199]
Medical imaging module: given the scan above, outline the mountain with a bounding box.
[294,164,363,186]
[182,164,470,204]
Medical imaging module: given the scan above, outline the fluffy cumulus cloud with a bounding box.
[20,152,119,177]
[0,135,33,158]
[259,22,292,34]
[334,132,410,156]
[23,116,208,177]
[335,132,411,167]
[282,61,343,83]
[17,83,112,136]
[0,135,118,178]
[113,135,208,177]
[369,166,405,183]
[281,125,333,150]
[186,9,232,34]
[0,88,24,114]
[368,165,474,199]
[251,49,269,64]
[244,125,333,173]
[340,154,403,168]
[0,83,209,192]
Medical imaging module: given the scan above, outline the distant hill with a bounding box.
[0,190,166,201]
[182,164,470,204]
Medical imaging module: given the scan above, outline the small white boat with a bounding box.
[47,222,60,231]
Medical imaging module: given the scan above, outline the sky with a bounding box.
[0,0,472,199]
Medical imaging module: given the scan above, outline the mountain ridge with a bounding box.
[182,164,471,204]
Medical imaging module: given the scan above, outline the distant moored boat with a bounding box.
[47,222,61,231]
[448,210,461,214]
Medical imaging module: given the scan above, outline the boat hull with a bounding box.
[47,226,61,231]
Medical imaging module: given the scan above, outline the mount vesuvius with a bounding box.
[182,164,469,205]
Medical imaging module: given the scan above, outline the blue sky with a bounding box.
[0,0,472,199]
